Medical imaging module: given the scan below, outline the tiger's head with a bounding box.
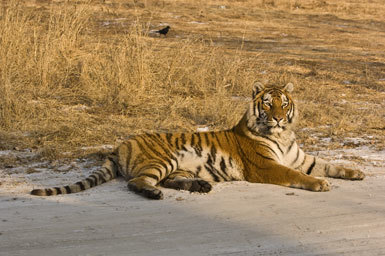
[246,82,297,135]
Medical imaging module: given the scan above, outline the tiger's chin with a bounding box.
[268,126,284,134]
[251,123,286,135]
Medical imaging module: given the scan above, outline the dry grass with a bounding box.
[0,0,384,163]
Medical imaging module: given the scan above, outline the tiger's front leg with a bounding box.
[328,165,365,180]
[246,163,331,192]
[304,156,365,180]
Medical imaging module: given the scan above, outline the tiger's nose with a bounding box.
[273,117,283,123]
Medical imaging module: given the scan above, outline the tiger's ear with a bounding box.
[252,82,265,98]
[284,82,294,93]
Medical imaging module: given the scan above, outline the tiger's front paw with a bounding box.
[189,179,212,193]
[341,168,365,180]
[310,178,330,192]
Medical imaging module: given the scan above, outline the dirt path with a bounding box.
[1,163,385,256]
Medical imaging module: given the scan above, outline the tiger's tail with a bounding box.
[31,155,119,196]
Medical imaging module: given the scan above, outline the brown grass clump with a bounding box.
[0,0,384,162]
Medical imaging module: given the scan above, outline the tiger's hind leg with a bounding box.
[162,170,212,193]
[127,176,163,200]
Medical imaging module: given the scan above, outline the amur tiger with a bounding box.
[31,82,365,199]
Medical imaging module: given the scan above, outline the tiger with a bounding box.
[31,82,365,199]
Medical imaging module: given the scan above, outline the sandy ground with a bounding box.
[1,148,385,256]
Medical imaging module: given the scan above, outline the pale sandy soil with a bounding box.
[1,148,385,256]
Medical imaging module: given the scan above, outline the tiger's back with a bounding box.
[118,131,245,184]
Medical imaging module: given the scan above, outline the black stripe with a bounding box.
[95,172,107,183]
[156,162,168,178]
[181,133,186,145]
[107,155,117,164]
[207,154,213,165]
[196,166,202,175]
[220,157,229,177]
[295,153,307,170]
[144,134,157,147]
[136,136,170,173]
[196,133,202,149]
[164,157,175,175]
[160,157,173,176]
[208,163,227,181]
[103,166,114,179]
[175,137,180,150]
[204,165,220,182]
[249,129,281,156]
[205,153,227,181]
[138,173,160,181]
[141,135,162,155]
[90,174,100,184]
[256,101,261,116]
[166,133,173,146]
[54,187,62,195]
[130,153,143,172]
[147,134,178,166]
[229,157,233,168]
[194,147,202,157]
[134,139,152,159]
[76,181,85,190]
[137,163,165,180]
[136,137,168,167]
[46,189,53,196]
[288,103,294,116]
[291,148,300,166]
[260,135,284,155]
[210,145,217,163]
[306,158,316,175]
[194,133,203,157]
[86,177,95,187]
[244,150,275,165]
[211,132,223,148]
[243,145,275,161]
[250,138,280,159]
[64,186,71,194]
[153,167,164,179]
[215,168,228,181]
[286,140,295,155]
[288,104,295,123]
[234,136,275,167]
[223,130,234,145]
[191,133,195,147]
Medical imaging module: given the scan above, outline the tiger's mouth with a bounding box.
[266,120,285,129]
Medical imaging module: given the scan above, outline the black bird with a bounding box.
[156,26,170,37]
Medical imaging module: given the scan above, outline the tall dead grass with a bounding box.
[0,1,91,127]
[0,1,258,155]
